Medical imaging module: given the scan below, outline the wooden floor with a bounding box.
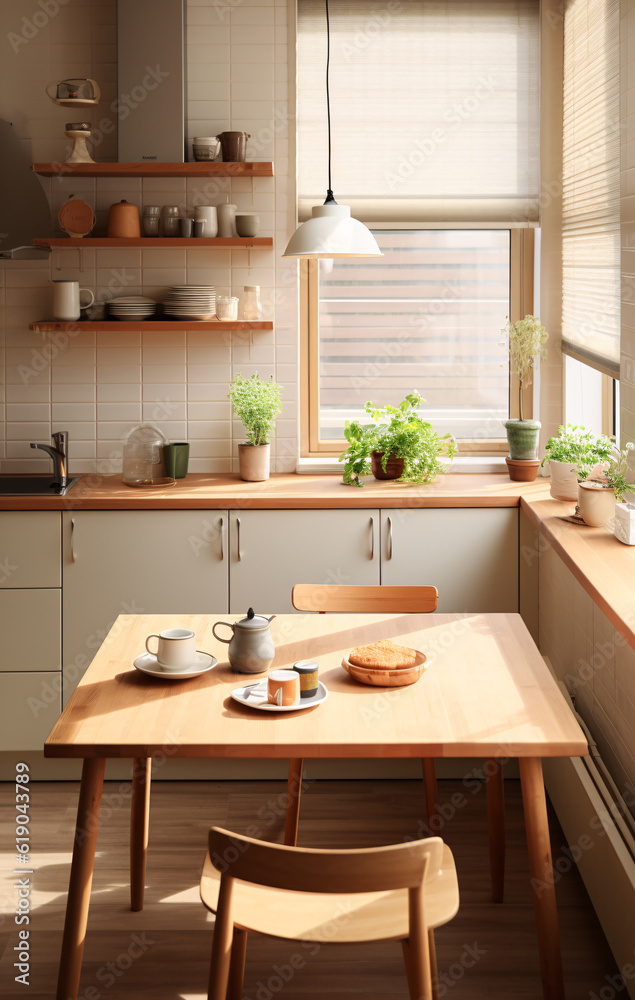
[0,777,618,999]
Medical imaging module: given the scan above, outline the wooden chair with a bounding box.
[200,826,459,1000]
[287,583,506,904]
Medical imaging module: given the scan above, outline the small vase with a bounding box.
[238,443,270,482]
[548,460,579,501]
[371,451,404,480]
[504,419,541,461]
[577,481,615,527]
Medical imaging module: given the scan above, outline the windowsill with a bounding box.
[296,455,511,475]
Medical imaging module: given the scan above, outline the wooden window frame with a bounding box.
[300,228,535,458]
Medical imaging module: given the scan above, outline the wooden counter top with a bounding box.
[0,472,550,510]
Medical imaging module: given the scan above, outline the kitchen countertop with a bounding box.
[0,472,550,510]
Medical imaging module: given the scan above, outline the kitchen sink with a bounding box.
[0,476,81,496]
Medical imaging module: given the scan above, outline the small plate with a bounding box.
[230,679,329,712]
[133,650,217,679]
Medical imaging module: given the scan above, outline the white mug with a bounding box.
[217,203,237,238]
[267,670,300,707]
[145,628,196,670]
[194,205,218,237]
[52,280,94,321]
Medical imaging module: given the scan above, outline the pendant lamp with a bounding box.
[283,0,382,258]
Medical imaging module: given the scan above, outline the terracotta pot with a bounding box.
[505,457,540,482]
[371,451,404,480]
[577,480,615,526]
[238,443,270,482]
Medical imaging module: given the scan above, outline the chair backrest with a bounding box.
[292,584,438,615]
[208,826,443,895]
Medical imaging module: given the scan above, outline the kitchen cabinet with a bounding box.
[62,511,228,702]
[380,508,518,612]
[0,511,60,588]
[0,590,60,671]
[229,510,380,613]
[0,673,62,751]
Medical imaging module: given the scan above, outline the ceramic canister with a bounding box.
[107,200,141,238]
[293,660,319,699]
[217,203,237,238]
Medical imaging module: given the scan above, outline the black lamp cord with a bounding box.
[324,0,336,204]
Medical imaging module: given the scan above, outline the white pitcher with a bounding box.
[52,281,94,321]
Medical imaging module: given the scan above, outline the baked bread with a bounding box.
[349,639,417,670]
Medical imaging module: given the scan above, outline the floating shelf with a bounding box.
[29,321,273,333]
[32,162,273,178]
[34,237,272,249]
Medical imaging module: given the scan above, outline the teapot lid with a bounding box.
[235,607,272,629]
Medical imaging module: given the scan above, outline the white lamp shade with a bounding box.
[283,203,383,258]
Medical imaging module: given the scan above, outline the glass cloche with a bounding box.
[122,423,171,487]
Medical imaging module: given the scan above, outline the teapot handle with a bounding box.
[45,81,59,104]
[212,621,233,644]
[86,78,101,102]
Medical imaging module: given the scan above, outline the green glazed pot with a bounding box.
[504,419,541,461]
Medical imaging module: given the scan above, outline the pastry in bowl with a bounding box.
[349,639,417,670]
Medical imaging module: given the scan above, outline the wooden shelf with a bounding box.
[34,237,272,249]
[29,321,273,332]
[32,162,273,178]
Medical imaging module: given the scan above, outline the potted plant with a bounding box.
[339,391,457,487]
[541,424,613,501]
[577,444,635,526]
[501,315,548,481]
[228,372,282,482]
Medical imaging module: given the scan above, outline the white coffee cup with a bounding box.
[145,628,196,670]
[194,205,218,237]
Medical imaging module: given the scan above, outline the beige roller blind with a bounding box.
[561,0,620,378]
[297,0,540,226]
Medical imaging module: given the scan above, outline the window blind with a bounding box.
[297,0,540,226]
[562,0,620,378]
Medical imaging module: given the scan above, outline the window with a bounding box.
[297,0,540,455]
[561,0,620,377]
[565,355,619,439]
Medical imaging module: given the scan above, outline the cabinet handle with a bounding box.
[236,517,242,562]
[387,516,393,560]
[369,516,374,559]
[219,517,224,560]
[70,518,77,563]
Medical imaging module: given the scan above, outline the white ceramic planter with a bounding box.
[238,443,270,482]
[548,460,579,501]
[577,481,616,527]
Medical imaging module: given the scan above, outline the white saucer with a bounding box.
[230,679,329,712]
[133,650,217,679]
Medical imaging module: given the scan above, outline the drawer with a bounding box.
[0,590,61,671]
[0,512,61,588]
[0,672,61,751]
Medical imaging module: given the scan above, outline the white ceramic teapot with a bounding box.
[213,608,276,674]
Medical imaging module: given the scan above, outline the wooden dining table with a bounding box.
[45,611,587,1000]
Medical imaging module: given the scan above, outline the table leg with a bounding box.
[284,758,304,846]
[130,757,151,911]
[519,757,565,1000]
[486,757,505,903]
[56,757,106,1000]
[421,758,439,832]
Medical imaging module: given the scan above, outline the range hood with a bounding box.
[0,120,52,260]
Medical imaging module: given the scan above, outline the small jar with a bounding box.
[293,660,319,699]
[243,285,262,320]
[216,295,239,321]
[161,205,180,237]
[142,205,160,236]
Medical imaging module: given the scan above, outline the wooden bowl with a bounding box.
[341,649,427,687]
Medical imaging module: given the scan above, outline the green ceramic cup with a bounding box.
[163,443,190,479]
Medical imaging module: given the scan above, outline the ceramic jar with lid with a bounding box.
[107,200,141,238]
[142,205,160,237]
[161,205,180,237]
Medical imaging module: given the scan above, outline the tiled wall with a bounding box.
[621,0,635,446]
[0,0,299,475]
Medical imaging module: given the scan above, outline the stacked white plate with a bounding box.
[108,296,157,321]
[163,285,216,320]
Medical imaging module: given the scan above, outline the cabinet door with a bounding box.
[0,590,61,671]
[381,508,518,612]
[229,510,380,613]
[62,511,228,702]
[0,511,60,588]
[0,673,61,751]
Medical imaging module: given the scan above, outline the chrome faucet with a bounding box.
[30,431,69,488]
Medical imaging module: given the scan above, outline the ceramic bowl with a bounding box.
[341,649,427,687]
